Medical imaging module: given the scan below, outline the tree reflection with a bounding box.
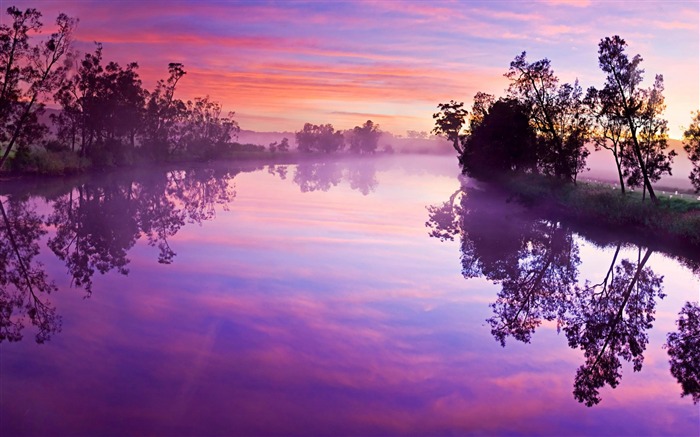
[290,160,378,195]
[47,166,237,293]
[427,183,667,406]
[564,246,664,406]
[666,302,700,404]
[346,160,378,195]
[0,198,60,343]
[293,161,342,193]
[1,165,238,343]
[47,184,139,294]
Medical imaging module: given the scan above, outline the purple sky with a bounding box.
[6,0,699,137]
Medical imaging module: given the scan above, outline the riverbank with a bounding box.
[496,173,700,248]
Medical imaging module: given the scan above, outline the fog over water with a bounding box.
[1,155,698,436]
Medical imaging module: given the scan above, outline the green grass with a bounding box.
[499,173,700,246]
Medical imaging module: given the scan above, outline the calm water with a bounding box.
[1,155,698,436]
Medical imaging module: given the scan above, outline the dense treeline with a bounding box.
[434,35,700,204]
[0,6,395,176]
[294,119,384,154]
[1,6,251,175]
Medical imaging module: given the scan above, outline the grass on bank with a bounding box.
[500,173,700,246]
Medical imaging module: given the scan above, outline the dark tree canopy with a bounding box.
[505,52,590,182]
[461,97,537,178]
[295,123,345,154]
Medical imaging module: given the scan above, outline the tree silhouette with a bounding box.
[53,43,146,165]
[0,6,76,169]
[618,75,676,200]
[348,120,381,154]
[432,100,467,155]
[295,123,344,154]
[595,36,676,204]
[585,86,629,193]
[175,96,239,159]
[682,111,700,192]
[142,63,187,161]
[506,52,590,182]
[462,97,537,178]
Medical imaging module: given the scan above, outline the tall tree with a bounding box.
[142,63,187,161]
[682,111,700,192]
[176,96,239,159]
[618,75,676,199]
[0,6,76,169]
[54,43,146,165]
[585,86,629,193]
[432,100,467,155]
[506,52,590,182]
[596,36,675,204]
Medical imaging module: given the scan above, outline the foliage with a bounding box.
[595,35,676,203]
[295,123,344,154]
[618,74,676,195]
[0,6,76,169]
[461,97,537,178]
[505,52,590,181]
[175,96,239,159]
[585,86,629,193]
[141,63,188,161]
[348,120,381,154]
[269,137,290,153]
[53,43,146,166]
[683,111,700,192]
[432,100,468,154]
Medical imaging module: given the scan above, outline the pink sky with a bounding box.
[6,0,699,137]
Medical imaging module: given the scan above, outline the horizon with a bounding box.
[6,0,699,139]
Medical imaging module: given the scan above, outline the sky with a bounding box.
[4,0,699,138]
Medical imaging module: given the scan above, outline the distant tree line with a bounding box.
[1,6,247,174]
[434,35,700,204]
[294,119,383,155]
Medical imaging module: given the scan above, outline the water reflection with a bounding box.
[0,198,60,343]
[1,159,381,344]
[0,165,237,342]
[426,182,678,406]
[270,159,379,195]
[666,302,700,403]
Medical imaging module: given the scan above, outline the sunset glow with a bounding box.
[7,0,699,137]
